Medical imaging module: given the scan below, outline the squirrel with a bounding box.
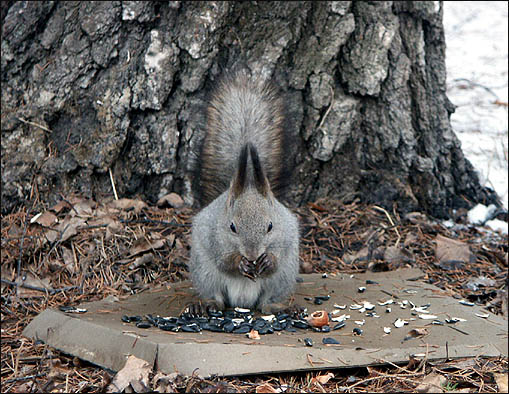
[188,69,300,314]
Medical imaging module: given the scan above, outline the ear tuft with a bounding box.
[249,144,270,197]
[230,144,249,201]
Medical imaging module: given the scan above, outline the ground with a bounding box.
[1,197,507,392]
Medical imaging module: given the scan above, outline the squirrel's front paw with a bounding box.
[186,299,224,317]
[255,253,277,277]
[239,257,257,281]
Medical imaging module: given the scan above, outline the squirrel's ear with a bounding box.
[228,144,249,204]
[249,144,271,198]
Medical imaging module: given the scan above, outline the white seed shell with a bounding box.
[394,318,407,328]
[331,314,350,322]
[418,314,438,320]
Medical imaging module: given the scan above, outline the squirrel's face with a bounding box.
[225,188,276,262]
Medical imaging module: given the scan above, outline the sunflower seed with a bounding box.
[322,337,340,345]
[352,327,363,335]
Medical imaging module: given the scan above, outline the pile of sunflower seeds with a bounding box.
[120,286,479,339]
[121,307,325,335]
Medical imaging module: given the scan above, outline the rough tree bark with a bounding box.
[1,1,499,217]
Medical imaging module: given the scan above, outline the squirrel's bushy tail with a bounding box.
[196,69,292,206]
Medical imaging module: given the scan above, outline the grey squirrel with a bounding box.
[189,69,300,314]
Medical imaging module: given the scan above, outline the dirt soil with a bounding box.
[1,196,507,392]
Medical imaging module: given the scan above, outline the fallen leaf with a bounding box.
[16,273,52,298]
[110,198,148,214]
[403,232,419,246]
[61,246,76,275]
[494,373,508,393]
[47,358,72,379]
[255,382,281,393]
[415,372,446,393]
[343,247,370,264]
[129,253,154,270]
[153,372,179,393]
[405,212,428,224]
[71,199,95,217]
[68,195,88,205]
[50,200,72,213]
[48,258,65,272]
[314,372,334,385]
[384,245,415,264]
[128,238,166,257]
[31,211,58,227]
[7,223,23,237]
[107,355,151,393]
[87,214,120,228]
[157,193,184,208]
[88,215,123,240]
[404,212,436,231]
[130,378,149,393]
[43,216,87,243]
[435,235,475,270]
[14,381,36,392]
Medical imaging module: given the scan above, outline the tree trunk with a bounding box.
[1,1,499,217]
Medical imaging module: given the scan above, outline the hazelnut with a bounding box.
[306,310,329,327]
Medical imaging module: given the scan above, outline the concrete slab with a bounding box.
[23,268,508,377]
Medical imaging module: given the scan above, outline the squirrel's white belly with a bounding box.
[225,277,262,308]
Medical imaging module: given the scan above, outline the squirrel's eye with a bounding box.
[267,222,273,233]
[230,222,237,233]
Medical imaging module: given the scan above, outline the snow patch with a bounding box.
[443,2,508,209]
[442,219,455,228]
[485,219,508,234]
[467,203,497,225]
